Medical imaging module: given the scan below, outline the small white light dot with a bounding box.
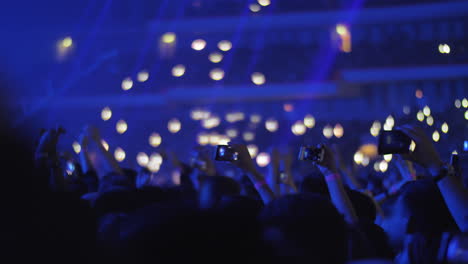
[72,141,81,154]
[137,152,149,167]
[191,39,207,51]
[149,133,162,147]
[161,32,176,44]
[210,68,225,81]
[172,65,186,77]
[168,119,181,133]
[137,70,149,82]
[114,147,126,162]
[251,72,266,85]
[265,118,278,132]
[303,115,315,128]
[121,77,133,90]
[101,107,112,121]
[256,152,270,167]
[209,52,223,63]
[218,40,232,52]
[116,120,128,134]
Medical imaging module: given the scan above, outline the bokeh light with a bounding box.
[385,115,394,129]
[168,118,181,133]
[218,135,231,145]
[250,114,262,124]
[209,133,221,146]
[256,152,270,167]
[463,98,468,108]
[218,40,232,51]
[226,128,238,138]
[465,110,468,120]
[161,32,176,44]
[432,130,440,142]
[101,140,109,151]
[336,24,348,35]
[426,116,434,126]
[72,141,81,154]
[209,52,223,63]
[137,152,149,167]
[247,144,259,159]
[191,39,207,51]
[265,118,279,132]
[303,115,315,128]
[384,154,392,162]
[283,103,294,112]
[251,72,266,85]
[150,153,163,165]
[441,122,449,134]
[116,120,128,134]
[226,112,245,123]
[149,133,162,147]
[258,0,270,6]
[121,77,133,90]
[415,89,423,99]
[438,43,450,54]
[197,133,209,145]
[243,131,255,141]
[202,116,221,129]
[323,125,333,139]
[423,106,431,116]
[362,156,370,167]
[172,65,186,77]
[209,68,225,81]
[403,106,411,115]
[333,124,344,138]
[101,107,112,121]
[379,160,388,172]
[114,147,126,162]
[137,70,149,82]
[455,99,462,108]
[61,37,73,48]
[291,121,306,136]
[191,108,210,120]
[417,111,425,122]
[249,4,261,12]
[354,151,363,165]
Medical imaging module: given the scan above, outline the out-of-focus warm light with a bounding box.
[455,99,462,108]
[384,154,392,162]
[417,111,425,122]
[209,52,223,63]
[432,130,440,142]
[403,106,411,115]
[210,68,225,81]
[161,32,176,44]
[370,126,380,137]
[147,160,161,173]
[202,116,220,129]
[265,118,278,132]
[372,121,381,130]
[423,106,431,116]
[191,39,207,51]
[336,24,348,35]
[362,156,370,166]
[379,160,388,172]
[101,107,112,121]
[172,65,186,77]
[61,37,73,48]
[247,144,259,159]
[426,116,434,126]
[463,98,468,108]
[121,77,133,90]
[416,89,423,99]
[191,109,210,120]
[197,133,209,145]
[354,151,363,165]
[292,121,306,136]
[137,70,149,82]
[226,128,238,138]
[283,103,294,112]
[441,122,449,134]
[149,133,162,147]
[410,140,416,152]
[453,150,459,155]
[323,125,333,139]
[359,144,378,157]
[137,152,149,167]
[333,124,344,138]
[209,133,221,146]
[168,118,181,133]
[150,153,163,165]
[114,147,126,162]
[304,115,315,128]
[225,112,245,123]
[383,123,392,131]
[249,3,261,12]
[258,0,270,6]
[101,140,109,151]
[385,115,395,128]
[438,44,450,54]
[218,135,231,145]
[374,162,380,172]
[243,131,255,141]
[116,120,128,134]
[72,141,81,154]
[251,72,266,85]
[218,40,232,52]
[256,152,270,167]
[250,114,262,124]
[465,110,468,120]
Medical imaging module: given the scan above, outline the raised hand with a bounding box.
[316,144,338,175]
[229,144,258,176]
[398,125,443,171]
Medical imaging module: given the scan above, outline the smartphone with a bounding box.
[378,130,412,155]
[215,145,238,162]
[298,146,325,163]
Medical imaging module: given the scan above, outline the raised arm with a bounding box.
[400,125,468,232]
[86,126,124,177]
[317,145,359,225]
[230,144,276,204]
[78,130,94,174]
